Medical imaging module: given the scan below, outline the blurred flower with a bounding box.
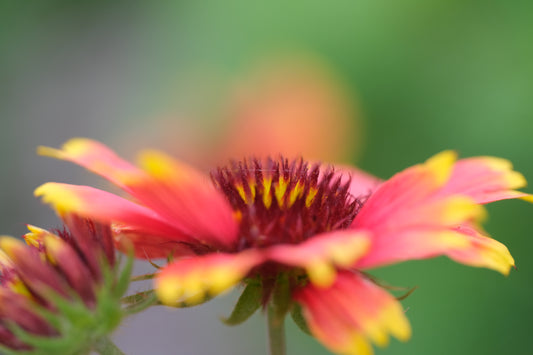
[122,56,361,167]
[0,214,132,355]
[35,138,530,355]
[217,58,360,163]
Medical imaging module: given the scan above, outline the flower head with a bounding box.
[0,214,131,355]
[36,138,530,354]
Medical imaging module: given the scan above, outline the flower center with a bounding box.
[211,157,363,250]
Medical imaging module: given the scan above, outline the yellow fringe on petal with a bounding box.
[425,150,457,186]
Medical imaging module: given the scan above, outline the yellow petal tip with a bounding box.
[425,150,457,186]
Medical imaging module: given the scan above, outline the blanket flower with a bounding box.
[35,138,529,354]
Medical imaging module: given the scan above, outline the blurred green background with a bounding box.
[1,1,532,354]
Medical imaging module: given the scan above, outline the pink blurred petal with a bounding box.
[353,151,492,269]
[438,156,530,204]
[218,58,360,163]
[39,140,240,250]
[34,183,191,243]
[38,138,146,193]
[267,230,370,287]
[293,271,410,354]
[155,250,265,305]
[447,224,515,275]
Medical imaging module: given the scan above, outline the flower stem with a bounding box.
[94,336,125,355]
[267,303,286,355]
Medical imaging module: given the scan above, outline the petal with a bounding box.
[353,151,490,269]
[267,230,371,287]
[61,214,116,279]
[136,150,239,248]
[42,234,97,305]
[447,225,515,275]
[34,183,191,242]
[438,156,531,204]
[0,289,57,337]
[352,151,459,229]
[155,250,265,306]
[38,138,145,192]
[39,139,239,249]
[113,226,198,260]
[355,229,473,269]
[0,237,69,299]
[293,271,410,355]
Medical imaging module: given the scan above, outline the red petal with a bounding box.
[438,156,530,203]
[447,224,515,275]
[267,230,370,287]
[155,250,265,306]
[294,271,410,355]
[353,152,490,269]
[135,150,238,249]
[39,139,239,249]
[35,183,191,242]
[38,138,145,192]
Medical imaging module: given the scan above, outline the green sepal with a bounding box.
[290,303,312,336]
[130,273,156,282]
[122,290,158,315]
[0,343,25,355]
[2,255,133,355]
[112,251,134,299]
[221,279,262,326]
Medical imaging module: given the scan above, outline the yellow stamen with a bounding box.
[305,187,318,207]
[262,176,273,208]
[275,176,288,208]
[288,180,304,207]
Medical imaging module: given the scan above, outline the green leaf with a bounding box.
[221,281,262,326]
[290,304,312,336]
[113,252,134,299]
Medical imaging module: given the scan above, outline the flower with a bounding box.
[0,214,131,355]
[35,138,530,355]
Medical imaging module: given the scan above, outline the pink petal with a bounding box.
[112,226,198,260]
[267,230,371,287]
[38,138,146,192]
[353,151,491,269]
[135,150,239,249]
[293,271,410,355]
[447,224,515,275]
[353,151,459,229]
[39,139,239,249]
[355,228,474,269]
[34,183,191,242]
[155,250,265,306]
[438,156,530,204]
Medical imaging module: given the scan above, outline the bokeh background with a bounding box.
[1,1,532,354]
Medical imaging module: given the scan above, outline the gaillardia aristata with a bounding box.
[36,138,529,355]
[0,214,131,354]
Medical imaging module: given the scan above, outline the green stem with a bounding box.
[267,303,286,355]
[94,336,126,355]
